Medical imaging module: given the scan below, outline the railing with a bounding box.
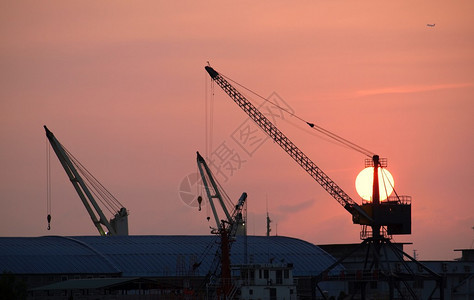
[361,195,412,205]
[388,195,411,204]
[360,225,391,240]
[365,157,387,167]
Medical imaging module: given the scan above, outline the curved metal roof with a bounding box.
[0,235,342,277]
[0,236,121,275]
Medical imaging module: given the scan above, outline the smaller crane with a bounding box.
[44,126,129,236]
[196,151,246,237]
[196,151,247,298]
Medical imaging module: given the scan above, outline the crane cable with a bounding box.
[205,73,215,158]
[200,162,235,221]
[379,168,394,201]
[380,167,403,203]
[63,145,125,216]
[220,72,375,158]
[204,75,236,219]
[46,139,52,230]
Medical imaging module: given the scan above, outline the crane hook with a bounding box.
[47,214,51,230]
[197,196,202,211]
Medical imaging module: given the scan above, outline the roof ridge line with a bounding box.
[54,236,122,274]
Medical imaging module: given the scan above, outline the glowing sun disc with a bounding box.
[355,167,394,201]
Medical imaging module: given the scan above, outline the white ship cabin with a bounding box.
[232,263,297,300]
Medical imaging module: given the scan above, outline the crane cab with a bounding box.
[360,196,411,235]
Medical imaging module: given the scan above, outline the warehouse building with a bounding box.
[0,235,344,299]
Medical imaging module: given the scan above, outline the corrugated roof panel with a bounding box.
[0,235,342,277]
[30,277,142,291]
[0,236,120,275]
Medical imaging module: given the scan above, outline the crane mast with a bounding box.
[205,66,372,226]
[44,126,129,236]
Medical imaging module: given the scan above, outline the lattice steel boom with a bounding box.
[205,66,372,225]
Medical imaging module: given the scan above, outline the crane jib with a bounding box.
[44,125,129,236]
[205,66,373,224]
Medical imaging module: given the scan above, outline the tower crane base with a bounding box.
[314,237,444,300]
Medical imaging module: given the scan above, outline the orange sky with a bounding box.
[1,1,473,260]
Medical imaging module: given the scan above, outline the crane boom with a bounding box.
[205,66,372,225]
[196,151,233,230]
[196,151,247,235]
[44,126,129,236]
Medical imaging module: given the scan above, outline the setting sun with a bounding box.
[355,167,395,201]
